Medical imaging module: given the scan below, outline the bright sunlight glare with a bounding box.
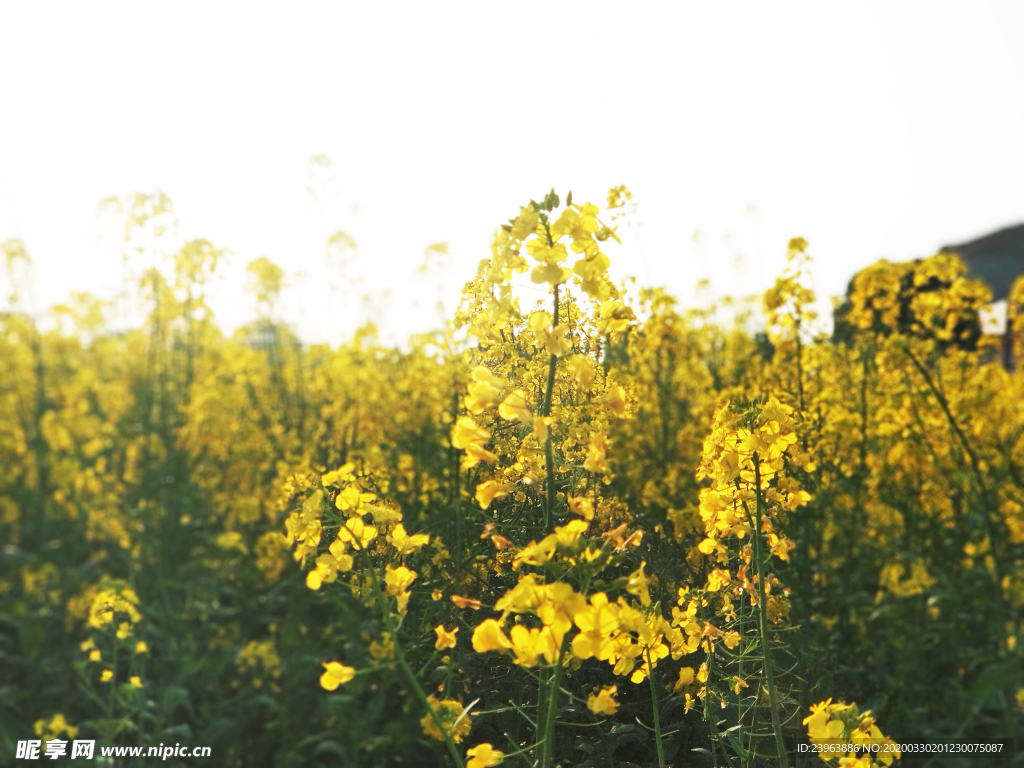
[1,1,1022,344]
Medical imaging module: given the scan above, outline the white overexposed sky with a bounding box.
[1,1,1022,344]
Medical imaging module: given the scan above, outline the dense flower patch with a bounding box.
[1,190,1023,765]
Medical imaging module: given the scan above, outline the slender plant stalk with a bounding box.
[539,634,569,768]
[536,668,548,762]
[794,324,805,415]
[902,344,1011,613]
[373,579,466,768]
[702,647,721,768]
[107,641,118,745]
[647,647,666,767]
[542,283,560,531]
[451,386,463,579]
[738,627,755,767]
[750,455,788,768]
[902,344,1018,742]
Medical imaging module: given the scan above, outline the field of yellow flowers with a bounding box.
[2,188,1023,767]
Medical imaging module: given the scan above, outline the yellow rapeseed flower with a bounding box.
[337,517,377,550]
[34,713,78,741]
[434,624,458,650]
[384,565,417,596]
[587,685,619,715]
[387,523,430,557]
[319,662,355,691]
[466,743,504,768]
[554,519,589,549]
[706,568,732,592]
[471,619,513,653]
[512,536,557,570]
[497,390,532,423]
[476,480,512,510]
[420,695,473,743]
[673,667,695,693]
[452,417,499,469]
[626,561,651,607]
[369,633,395,663]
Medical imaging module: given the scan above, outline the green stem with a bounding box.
[702,648,721,768]
[902,344,1012,619]
[536,666,547,759]
[540,634,569,768]
[111,641,119,700]
[543,439,556,532]
[794,324,805,415]
[741,620,758,767]
[373,579,466,768]
[647,647,666,767]
[542,284,560,531]
[452,385,463,579]
[750,455,788,768]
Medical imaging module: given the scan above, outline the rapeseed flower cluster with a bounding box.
[6,185,1022,766]
[804,699,901,767]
